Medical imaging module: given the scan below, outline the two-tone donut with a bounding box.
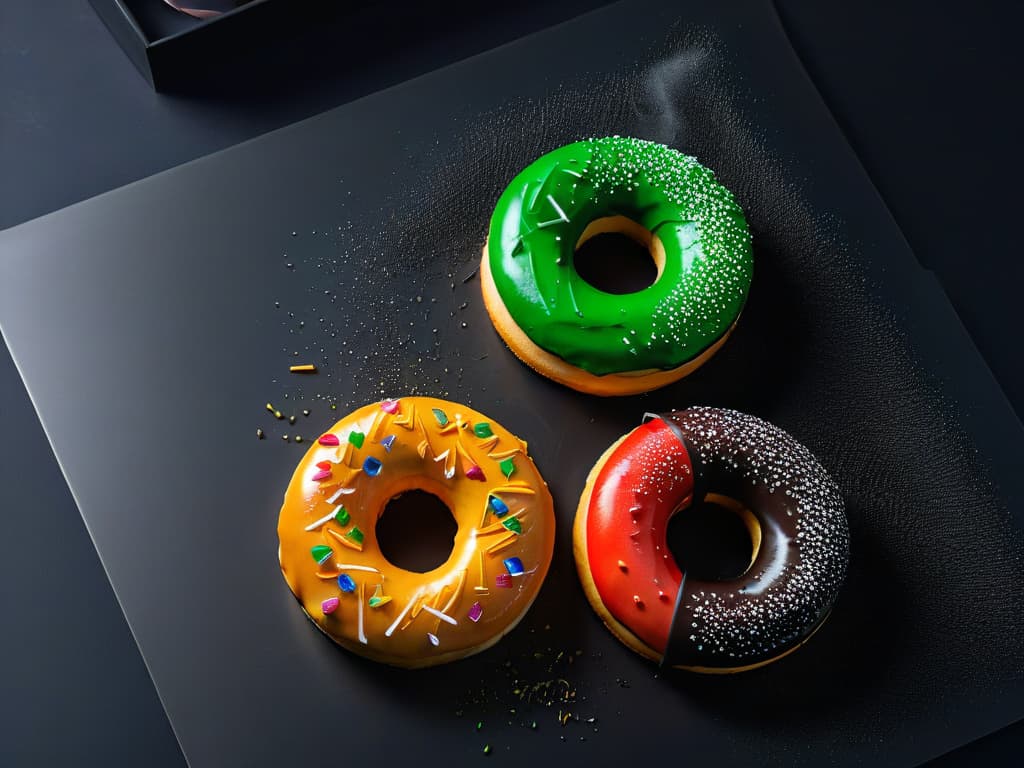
[573,407,849,672]
[481,136,753,396]
[277,397,555,668]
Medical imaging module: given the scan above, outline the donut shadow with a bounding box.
[655,508,910,728]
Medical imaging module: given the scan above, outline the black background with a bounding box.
[0,1,1021,765]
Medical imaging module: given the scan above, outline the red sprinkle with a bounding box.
[381,399,401,414]
[316,460,332,471]
[312,469,333,482]
[465,464,485,481]
[318,434,340,446]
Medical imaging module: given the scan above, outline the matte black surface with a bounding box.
[2,1,1022,766]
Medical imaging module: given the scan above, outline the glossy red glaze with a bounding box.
[585,419,694,653]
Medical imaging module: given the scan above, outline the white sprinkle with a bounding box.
[421,605,458,626]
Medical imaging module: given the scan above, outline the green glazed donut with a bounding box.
[481,136,753,395]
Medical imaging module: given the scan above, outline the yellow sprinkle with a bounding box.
[289,364,317,373]
[265,403,275,413]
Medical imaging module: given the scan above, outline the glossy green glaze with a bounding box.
[487,137,753,375]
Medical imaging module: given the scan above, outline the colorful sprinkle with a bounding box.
[326,487,355,503]
[465,464,485,481]
[311,545,333,564]
[503,557,524,576]
[617,560,628,572]
[289,364,317,373]
[495,573,513,588]
[316,460,332,470]
[345,527,365,546]
[483,745,491,756]
[318,433,340,446]
[334,506,350,525]
[369,584,392,608]
[311,468,332,482]
[321,597,340,615]
[501,517,522,535]
[432,408,449,426]
[381,399,401,414]
[381,434,396,452]
[363,456,383,476]
[427,632,440,647]
[499,457,515,478]
[348,431,365,449]
[488,495,509,516]
[422,605,458,625]
[473,422,493,438]
[337,573,356,593]
[467,602,483,622]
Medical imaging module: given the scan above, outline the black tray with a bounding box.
[2,0,1022,765]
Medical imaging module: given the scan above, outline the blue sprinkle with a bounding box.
[488,495,509,517]
[337,573,356,593]
[381,434,396,453]
[503,557,524,576]
[363,457,383,476]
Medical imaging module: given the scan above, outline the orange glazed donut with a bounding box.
[278,397,555,668]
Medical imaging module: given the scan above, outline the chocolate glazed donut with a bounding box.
[573,407,849,672]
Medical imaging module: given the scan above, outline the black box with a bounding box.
[88,0,323,91]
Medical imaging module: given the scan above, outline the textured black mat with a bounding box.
[1,1,1021,765]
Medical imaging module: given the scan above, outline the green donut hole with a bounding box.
[572,215,664,295]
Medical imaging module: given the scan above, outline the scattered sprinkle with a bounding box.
[381,399,401,414]
[432,408,449,426]
[381,434,396,452]
[617,560,628,572]
[495,573,512,588]
[311,468,332,482]
[499,458,515,478]
[344,527,365,546]
[369,584,392,608]
[488,495,510,517]
[334,506,350,525]
[503,557,524,576]
[473,422,493,438]
[256,428,264,440]
[468,602,483,622]
[427,632,439,647]
[294,435,303,443]
[289,364,317,373]
[501,518,522,535]
[465,464,485,481]
[348,431,365,449]
[318,433,340,446]
[363,457,383,476]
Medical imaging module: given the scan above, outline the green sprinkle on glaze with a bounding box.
[432,408,449,426]
[499,457,515,479]
[348,430,365,449]
[345,526,364,545]
[311,545,332,564]
[487,137,753,375]
[483,745,491,756]
[333,506,350,526]
[502,517,522,535]
[473,422,494,438]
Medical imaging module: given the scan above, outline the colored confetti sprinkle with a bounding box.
[431,408,449,426]
[503,557,524,576]
[311,468,332,482]
[473,423,493,438]
[483,745,491,756]
[381,399,400,414]
[265,402,275,414]
[468,602,483,622]
[316,460,332,470]
[465,464,485,481]
[488,495,509,516]
[369,584,392,608]
[337,573,356,593]
[495,573,512,588]
[499,458,515,478]
[289,364,317,373]
[348,431,365,449]
[318,433,340,446]
[345,527,365,546]
[381,434,396,452]
[334,506,350,526]
[427,632,440,647]
[501,517,522,535]
[311,545,333,564]
[363,457,383,476]
[321,597,340,615]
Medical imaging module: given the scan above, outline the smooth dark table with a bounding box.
[1,1,1021,765]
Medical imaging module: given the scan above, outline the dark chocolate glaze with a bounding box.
[662,407,849,669]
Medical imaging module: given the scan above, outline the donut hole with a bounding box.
[376,490,457,573]
[573,215,664,294]
[666,493,760,581]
